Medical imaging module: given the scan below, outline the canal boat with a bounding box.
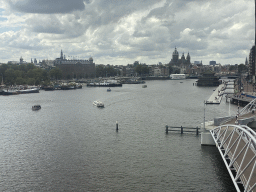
[32,105,41,111]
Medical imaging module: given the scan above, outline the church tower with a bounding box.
[245,57,248,66]
[172,47,179,63]
[60,50,63,60]
[181,52,185,63]
[186,52,191,64]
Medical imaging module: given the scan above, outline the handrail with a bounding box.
[210,125,256,192]
[219,98,256,126]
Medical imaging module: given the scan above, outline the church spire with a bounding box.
[245,57,248,66]
[60,50,63,60]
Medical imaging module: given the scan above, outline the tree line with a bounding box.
[0,63,248,85]
[0,63,62,86]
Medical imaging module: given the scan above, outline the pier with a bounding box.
[205,83,225,104]
[165,125,199,135]
[202,98,256,191]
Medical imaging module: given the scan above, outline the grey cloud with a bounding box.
[1,0,253,65]
[133,30,152,38]
[9,0,88,14]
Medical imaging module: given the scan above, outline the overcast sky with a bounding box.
[0,0,254,65]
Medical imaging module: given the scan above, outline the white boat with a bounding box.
[93,101,104,108]
[18,87,40,94]
[170,74,186,80]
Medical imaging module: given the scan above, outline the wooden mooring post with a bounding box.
[165,125,199,135]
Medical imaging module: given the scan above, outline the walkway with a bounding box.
[206,84,225,104]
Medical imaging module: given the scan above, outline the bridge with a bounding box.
[210,125,256,192]
[208,98,256,192]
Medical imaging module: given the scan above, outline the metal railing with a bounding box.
[210,125,256,192]
[219,98,256,126]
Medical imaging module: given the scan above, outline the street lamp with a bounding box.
[203,100,206,131]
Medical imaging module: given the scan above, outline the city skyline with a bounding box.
[0,0,254,65]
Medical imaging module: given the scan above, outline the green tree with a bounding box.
[25,63,36,72]
[169,66,180,74]
[0,63,52,85]
[229,65,237,71]
[27,78,36,85]
[4,68,16,85]
[238,64,247,74]
[96,65,105,77]
[49,67,62,80]
[16,77,25,85]
[105,65,117,77]
[135,64,149,76]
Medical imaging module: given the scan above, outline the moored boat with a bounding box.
[43,86,55,91]
[18,88,40,94]
[76,84,82,89]
[107,88,111,92]
[1,90,19,95]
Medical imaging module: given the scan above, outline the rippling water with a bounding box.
[0,79,237,191]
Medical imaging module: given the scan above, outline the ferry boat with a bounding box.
[93,101,104,108]
[170,74,186,80]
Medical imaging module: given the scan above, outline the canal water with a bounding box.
[0,79,238,191]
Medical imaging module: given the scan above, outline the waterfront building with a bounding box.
[197,71,220,86]
[249,45,255,83]
[153,68,161,77]
[54,50,95,79]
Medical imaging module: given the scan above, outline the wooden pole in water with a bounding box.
[165,125,168,134]
[196,127,199,135]
[116,121,118,131]
[181,126,183,134]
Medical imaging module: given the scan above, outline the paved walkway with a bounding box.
[206,84,225,104]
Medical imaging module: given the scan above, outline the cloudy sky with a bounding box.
[0,0,254,65]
